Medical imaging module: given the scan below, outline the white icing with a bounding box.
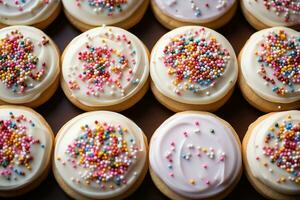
[150,26,238,104]
[242,0,300,27]
[0,26,60,104]
[62,0,143,26]
[246,110,300,194]
[153,0,236,23]
[0,0,60,25]
[240,27,300,103]
[62,26,149,107]
[54,111,147,199]
[149,112,242,199]
[0,107,53,190]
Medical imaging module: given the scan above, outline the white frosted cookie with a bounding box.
[61,26,149,111]
[151,0,237,29]
[53,111,148,200]
[149,111,242,200]
[0,0,61,29]
[150,26,238,112]
[0,25,60,107]
[62,0,149,31]
[241,0,300,29]
[243,110,300,199]
[239,27,300,112]
[0,106,54,197]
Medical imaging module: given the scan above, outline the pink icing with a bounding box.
[153,0,236,23]
[149,112,242,199]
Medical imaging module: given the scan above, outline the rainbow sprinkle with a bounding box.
[61,121,139,189]
[0,30,47,93]
[0,112,41,180]
[260,0,300,23]
[163,28,230,96]
[256,30,300,96]
[261,115,300,184]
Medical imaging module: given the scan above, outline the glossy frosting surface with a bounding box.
[62,26,149,107]
[0,0,60,25]
[54,111,147,199]
[0,107,52,190]
[241,27,300,103]
[62,0,143,26]
[149,111,242,199]
[153,0,236,23]
[150,26,238,104]
[246,110,300,194]
[0,25,60,104]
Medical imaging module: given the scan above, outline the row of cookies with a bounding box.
[0,0,299,31]
[0,106,298,199]
[0,25,298,112]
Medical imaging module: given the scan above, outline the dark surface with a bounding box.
[10,6,267,200]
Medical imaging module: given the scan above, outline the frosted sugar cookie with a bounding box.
[243,110,300,200]
[53,111,148,200]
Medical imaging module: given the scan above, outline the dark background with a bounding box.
[10,4,267,200]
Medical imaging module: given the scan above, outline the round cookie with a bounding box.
[241,0,300,30]
[149,111,242,200]
[62,0,149,32]
[239,27,300,112]
[0,105,54,197]
[151,0,237,29]
[61,26,150,111]
[242,110,300,200]
[0,25,61,107]
[53,111,148,200]
[150,26,238,112]
[0,0,61,29]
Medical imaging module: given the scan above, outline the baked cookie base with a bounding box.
[242,113,300,200]
[238,51,300,113]
[151,81,235,112]
[149,111,243,200]
[0,3,61,30]
[64,0,149,32]
[240,0,300,30]
[150,0,238,30]
[0,106,54,197]
[53,129,149,200]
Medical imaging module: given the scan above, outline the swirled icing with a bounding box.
[0,26,60,104]
[0,107,53,191]
[54,111,147,199]
[149,112,242,199]
[62,26,149,107]
[242,0,300,27]
[240,27,300,104]
[0,0,60,25]
[62,0,143,26]
[152,0,236,23]
[246,110,300,194]
[150,26,238,104]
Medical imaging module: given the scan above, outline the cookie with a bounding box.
[149,111,242,200]
[62,0,149,32]
[61,26,149,111]
[241,0,300,30]
[239,27,300,112]
[242,110,300,200]
[150,26,238,112]
[53,111,148,200]
[0,25,61,107]
[0,0,61,29]
[151,0,237,30]
[0,105,54,197]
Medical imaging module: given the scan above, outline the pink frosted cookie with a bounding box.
[149,111,242,200]
[151,0,237,29]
